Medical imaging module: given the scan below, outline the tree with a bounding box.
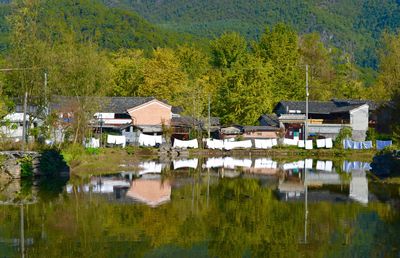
[214,55,275,125]
[138,48,188,107]
[254,23,304,101]
[109,49,145,97]
[210,32,247,69]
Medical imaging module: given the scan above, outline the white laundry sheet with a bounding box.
[298,140,305,148]
[305,159,313,169]
[316,139,325,148]
[305,140,313,150]
[173,138,199,149]
[254,139,277,149]
[223,157,252,169]
[254,158,277,169]
[283,138,298,146]
[107,135,126,148]
[223,140,252,150]
[138,133,162,147]
[138,161,163,175]
[206,139,224,150]
[325,138,333,148]
[85,138,100,148]
[173,159,199,170]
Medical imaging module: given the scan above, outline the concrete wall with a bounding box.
[308,124,344,140]
[128,101,171,126]
[350,105,369,141]
[243,131,279,139]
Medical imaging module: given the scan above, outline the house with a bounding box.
[272,100,371,141]
[240,126,280,139]
[171,116,220,140]
[0,112,40,142]
[51,96,174,144]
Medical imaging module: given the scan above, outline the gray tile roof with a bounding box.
[241,125,279,132]
[50,96,159,113]
[259,114,279,127]
[276,99,374,115]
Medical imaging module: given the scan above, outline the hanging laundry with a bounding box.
[283,138,298,146]
[325,138,333,149]
[376,140,392,150]
[316,139,325,148]
[298,140,305,148]
[272,139,278,146]
[206,139,224,150]
[138,133,162,147]
[362,141,373,149]
[223,140,252,150]
[173,138,199,149]
[305,140,313,150]
[107,135,126,148]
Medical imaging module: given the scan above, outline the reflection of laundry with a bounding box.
[173,138,198,149]
[325,161,333,172]
[204,157,225,168]
[349,170,368,204]
[138,161,162,175]
[316,160,325,170]
[173,159,199,169]
[342,160,371,173]
[254,158,277,169]
[305,159,313,169]
[223,157,252,168]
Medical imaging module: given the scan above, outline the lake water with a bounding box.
[1,157,399,257]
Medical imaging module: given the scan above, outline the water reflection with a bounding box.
[1,156,400,258]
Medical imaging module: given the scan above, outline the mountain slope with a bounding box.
[0,0,201,54]
[106,0,400,68]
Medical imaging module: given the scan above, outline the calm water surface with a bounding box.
[1,157,399,258]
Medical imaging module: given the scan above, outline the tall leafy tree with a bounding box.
[254,23,304,101]
[210,32,247,69]
[138,47,188,107]
[109,49,145,97]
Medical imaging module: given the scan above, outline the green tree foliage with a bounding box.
[255,24,303,101]
[210,32,247,69]
[138,48,188,107]
[109,49,145,97]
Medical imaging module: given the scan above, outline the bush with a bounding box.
[19,156,33,177]
[334,127,352,149]
[85,147,100,155]
[61,144,85,167]
[125,146,136,155]
[39,149,68,176]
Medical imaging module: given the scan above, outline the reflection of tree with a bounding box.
[0,178,398,257]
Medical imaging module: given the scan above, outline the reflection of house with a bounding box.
[127,179,171,207]
[273,99,371,141]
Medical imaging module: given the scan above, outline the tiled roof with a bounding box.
[241,125,279,132]
[277,99,373,115]
[259,114,279,127]
[50,96,161,113]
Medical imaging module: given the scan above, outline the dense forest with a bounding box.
[106,0,400,69]
[0,0,400,141]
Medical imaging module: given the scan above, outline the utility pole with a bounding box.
[304,64,309,146]
[44,72,48,115]
[208,95,211,139]
[22,91,28,151]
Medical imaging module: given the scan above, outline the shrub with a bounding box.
[19,156,33,177]
[85,147,100,155]
[334,127,352,149]
[61,144,85,167]
[39,149,68,176]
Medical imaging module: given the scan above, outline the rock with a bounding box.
[2,158,21,179]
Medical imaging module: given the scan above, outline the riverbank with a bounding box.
[66,146,377,176]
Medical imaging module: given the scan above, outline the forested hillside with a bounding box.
[107,0,400,68]
[0,0,200,53]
